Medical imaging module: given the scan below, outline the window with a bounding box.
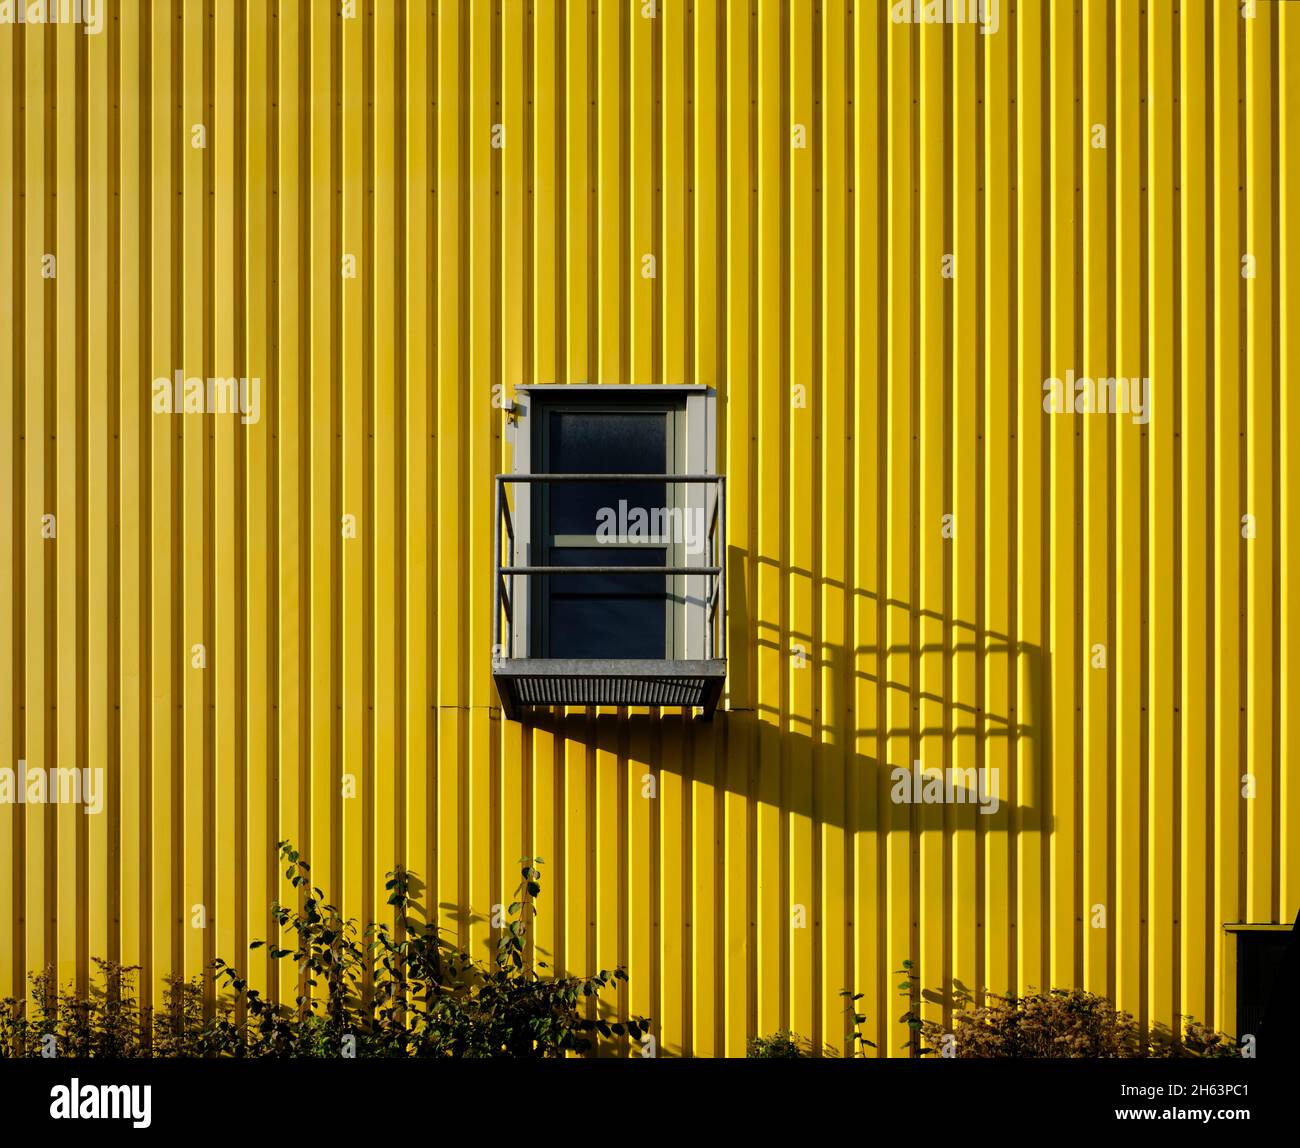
[493,384,724,715]
[535,401,683,660]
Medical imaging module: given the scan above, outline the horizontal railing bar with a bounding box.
[500,565,722,576]
[497,473,722,483]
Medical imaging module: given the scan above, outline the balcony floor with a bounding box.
[492,658,726,718]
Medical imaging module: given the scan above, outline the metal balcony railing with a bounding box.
[493,473,726,716]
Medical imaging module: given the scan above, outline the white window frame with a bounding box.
[503,384,718,661]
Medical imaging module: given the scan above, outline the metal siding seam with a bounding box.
[213,0,236,998]
[1048,0,1078,993]
[147,0,172,1016]
[952,10,979,1021]
[787,0,816,1051]
[1013,0,1044,1002]
[1179,0,1211,1027]
[179,0,204,991]
[1244,0,1275,926]
[1114,0,1145,1023]
[1211,0,1242,1033]
[34,13,52,994]
[54,12,77,996]
[1080,0,1108,1001]
[917,10,944,1038]
[848,0,885,1059]
[883,6,913,1057]
[0,0,14,999]
[276,0,306,1009]
[720,0,753,1057]
[982,0,1012,1007]
[246,0,272,1004]
[1281,0,1300,926]
[754,0,782,1039]
[1147,0,1177,1033]
[818,0,848,1058]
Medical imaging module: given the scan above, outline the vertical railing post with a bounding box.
[493,476,502,658]
[706,484,714,661]
[718,475,726,663]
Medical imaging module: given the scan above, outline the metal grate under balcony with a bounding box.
[493,473,726,718]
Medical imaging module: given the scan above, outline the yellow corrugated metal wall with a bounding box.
[1,0,1297,1057]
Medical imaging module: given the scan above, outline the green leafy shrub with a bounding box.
[895,959,927,1055]
[841,989,878,1056]
[1,843,649,1058]
[747,994,881,1058]
[1147,1017,1241,1059]
[924,988,1140,1058]
[0,960,205,1058]
[746,1029,807,1058]
[923,989,1240,1059]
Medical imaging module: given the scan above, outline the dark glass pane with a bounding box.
[547,411,667,537]
[547,548,666,659]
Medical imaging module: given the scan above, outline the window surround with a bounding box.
[502,384,719,662]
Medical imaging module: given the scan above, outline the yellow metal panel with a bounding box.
[0,8,13,999]
[982,0,1012,1004]
[1212,0,1244,1033]
[339,0,363,935]
[624,716,652,1045]
[0,0,1295,1058]
[214,0,237,994]
[1147,0,1177,1034]
[1080,0,1108,1001]
[1179,0,1211,1027]
[23,11,49,991]
[786,0,814,1048]
[659,713,683,1053]
[119,0,144,982]
[721,1,753,1056]
[434,0,464,958]
[1048,0,1079,995]
[1282,0,1300,923]
[180,0,206,987]
[467,0,494,970]
[308,0,336,909]
[1244,1,1275,927]
[950,11,978,1014]
[1114,0,1143,1021]
[916,10,944,1038]
[275,0,304,1008]
[1014,0,1046,1001]
[818,0,848,1057]
[850,0,884,1056]
[54,17,79,995]
[884,2,915,1057]
[847,0,889,1060]
[244,0,270,994]
[372,0,399,951]
[147,1,175,1015]
[754,0,782,1041]
[595,0,622,385]
[404,0,432,921]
